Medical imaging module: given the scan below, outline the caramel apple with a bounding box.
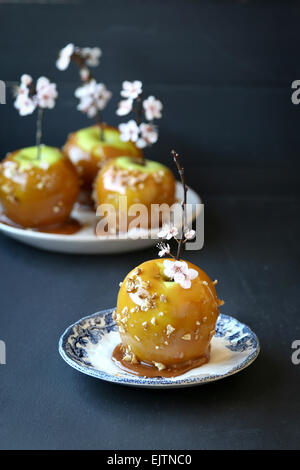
[0,145,79,229]
[113,259,222,376]
[63,124,142,197]
[94,156,176,231]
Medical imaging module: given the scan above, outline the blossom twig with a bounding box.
[172,150,187,260]
[14,75,58,160]
[116,81,162,160]
[36,108,44,160]
[56,44,111,141]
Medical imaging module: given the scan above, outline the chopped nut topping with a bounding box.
[118,325,125,334]
[213,279,218,285]
[153,361,166,371]
[122,306,128,315]
[158,312,164,317]
[218,299,225,306]
[202,280,208,286]
[142,321,149,330]
[133,267,142,275]
[126,279,135,292]
[141,280,151,289]
[166,324,175,337]
[196,321,201,325]
[123,347,138,364]
[134,335,140,342]
[130,307,135,313]
[1,183,12,194]
[155,346,159,350]
[181,333,191,341]
[203,316,207,323]
[150,317,156,326]
[119,282,123,287]
[123,353,132,362]
[160,294,167,303]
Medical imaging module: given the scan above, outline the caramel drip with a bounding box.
[112,343,210,378]
[0,214,82,235]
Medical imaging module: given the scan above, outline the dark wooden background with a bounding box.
[1,0,300,196]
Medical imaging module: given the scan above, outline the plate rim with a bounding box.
[58,309,260,388]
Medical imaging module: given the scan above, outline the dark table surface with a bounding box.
[0,194,299,450]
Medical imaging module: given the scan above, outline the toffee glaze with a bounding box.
[0,213,82,235]
[112,343,210,378]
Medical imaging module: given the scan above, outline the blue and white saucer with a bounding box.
[59,308,260,388]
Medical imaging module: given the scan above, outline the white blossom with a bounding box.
[121,80,142,100]
[75,79,112,118]
[143,95,163,121]
[14,91,36,116]
[116,98,133,116]
[163,260,198,289]
[184,229,196,240]
[157,242,170,258]
[79,67,90,82]
[158,225,178,240]
[56,43,75,71]
[118,120,140,143]
[80,47,102,67]
[20,74,33,86]
[36,77,58,109]
[136,123,158,148]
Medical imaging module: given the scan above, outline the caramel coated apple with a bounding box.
[114,259,222,372]
[63,124,142,192]
[0,145,79,229]
[95,156,176,231]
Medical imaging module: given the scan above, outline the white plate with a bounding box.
[59,308,260,389]
[0,183,202,254]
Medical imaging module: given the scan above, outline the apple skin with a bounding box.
[95,156,176,230]
[63,124,142,192]
[115,259,222,368]
[0,146,79,228]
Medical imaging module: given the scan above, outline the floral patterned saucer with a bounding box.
[59,308,260,389]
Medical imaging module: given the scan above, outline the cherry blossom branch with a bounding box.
[56,44,108,141]
[172,150,187,261]
[71,52,105,140]
[36,108,44,160]
[14,75,58,160]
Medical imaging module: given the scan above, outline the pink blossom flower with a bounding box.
[136,123,158,148]
[56,43,75,71]
[116,99,133,116]
[157,242,170,257]
[75,80,112,118]
[79,67,90,82]
[143,95,163,121]
[158,225,178,240]
[36,77,58,109]
[20,74,33,86]
[184,229,196,240]
[121,80,142,100]
[14,92,36,116]
[80,47,102,67]
[163,260,198,289]
[118,120,139,143]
